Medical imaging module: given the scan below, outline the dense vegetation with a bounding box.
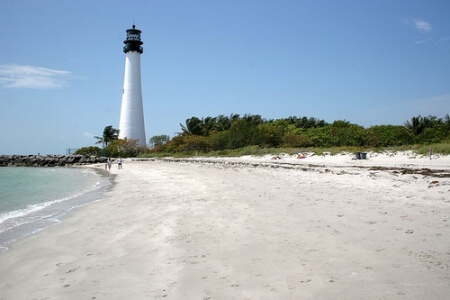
[76,114,450,157]
[156,114,449,153]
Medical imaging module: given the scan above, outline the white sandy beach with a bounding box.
[0,152,449,299]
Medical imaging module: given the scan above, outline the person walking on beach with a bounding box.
[107,158,112,170]
[118,157,123,169]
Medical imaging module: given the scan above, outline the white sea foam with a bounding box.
[0,167,111,251]
[0,180,101,226]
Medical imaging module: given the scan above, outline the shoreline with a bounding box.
[0,166,114,253]
[0,154,449,299]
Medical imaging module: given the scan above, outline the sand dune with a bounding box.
[0,153,449,299]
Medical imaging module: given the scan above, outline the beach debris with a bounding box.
[300,279,312,283]
[354,152,368,160]
[369,166,450,178]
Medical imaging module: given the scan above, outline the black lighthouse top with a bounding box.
[123,25,143,54]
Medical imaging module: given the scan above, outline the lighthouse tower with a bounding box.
[119,24,146,146]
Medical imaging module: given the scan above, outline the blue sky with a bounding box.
[1,0,449,154]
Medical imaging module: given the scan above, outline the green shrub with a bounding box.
[105,138,141,157]
[74,146,101,156]
[228,119,256,149]
[416,126,449,144]
[366,125,414,147]
[179,135,211,152]
[281,130,313,147]
[256,121,289,147]
[209,131,231,150]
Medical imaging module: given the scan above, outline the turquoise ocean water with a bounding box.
[0,167,111,252]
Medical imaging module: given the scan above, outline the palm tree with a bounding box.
[444,114,450,127]
[95,125,119,148]
[216,115,231,131]
[284,116,328,129]
[405,115,434,136]
[243,114,264,127]
[180,117,204,135]
[405,116,423,135]
[202,116,217,136]
[230,113,240,123]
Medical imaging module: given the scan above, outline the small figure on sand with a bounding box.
[118,157,123,169]
[107,158,112,170]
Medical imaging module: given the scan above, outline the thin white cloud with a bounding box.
[414,37,434,45]
[0,64,72,89]
[406,18,432,33]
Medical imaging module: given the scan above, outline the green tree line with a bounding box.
[157,114,450,153]
[76,114,449,157]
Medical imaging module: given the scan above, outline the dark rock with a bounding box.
[0,155,107,167]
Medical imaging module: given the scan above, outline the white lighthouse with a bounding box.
[119,24,146,146]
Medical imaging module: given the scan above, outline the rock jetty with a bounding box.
[0,155,108,167]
